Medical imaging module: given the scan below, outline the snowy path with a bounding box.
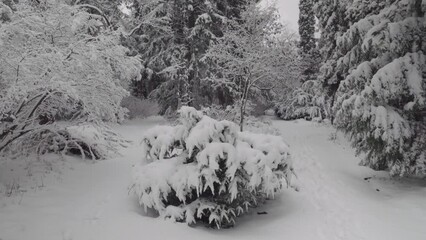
[273,120,426,240]
[1,118,426,240]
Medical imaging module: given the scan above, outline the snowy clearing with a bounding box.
[1,117,425,240]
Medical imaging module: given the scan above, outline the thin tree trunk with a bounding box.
[239,78,250,132]
[240,100,244,131]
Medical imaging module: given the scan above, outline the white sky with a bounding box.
[120,1,300,32]
[275,0,300,32]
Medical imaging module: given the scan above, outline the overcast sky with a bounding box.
[275,0,300,32]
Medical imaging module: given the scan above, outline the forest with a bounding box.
[0,0,425,239]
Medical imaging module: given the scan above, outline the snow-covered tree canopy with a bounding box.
[276,80,328,121]
[124,0,250,112]
[298,0,316,55]
[203,1,298,130]
[333,0,426,176]
[0,0,141,157]
[132,106,293,228]
[297,0,320,84]
[281,0,425,177]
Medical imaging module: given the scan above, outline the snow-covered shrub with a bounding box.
[132,107,293,228]
[0,1,13,23]
[0,0,141,158]
[4,124,128,160]
[121,96,160,119]
[276,80,328,121]
[59,124,128,159]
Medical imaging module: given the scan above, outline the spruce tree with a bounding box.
[334,0,426,176]
[298,0,315,55]
[275,0,325,120]
[313,0,348,113]
[298,0,319,83]
[126,0,249,113]
[278,0,349,121]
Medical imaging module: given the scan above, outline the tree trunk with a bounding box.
[240,100,245,132]
[239,79,250,132]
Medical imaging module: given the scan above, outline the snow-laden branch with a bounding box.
[75,4,110,27]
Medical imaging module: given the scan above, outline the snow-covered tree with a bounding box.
[274,0,323,120]
[203,2,294,130]
[298,0,320,83]
[298,0,316,55]
[0,0,14,23]
[132,106,293,228]
[312,0,349,114]
[275,80,327,120]
[122,0,174,109]
[125,0,248,113]
[333,0,426,176]
[0,0,140,157]
[275,0,331,121]
[69,0,126,27]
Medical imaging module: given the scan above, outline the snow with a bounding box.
[1,118,426,239]
[133,108,292,227]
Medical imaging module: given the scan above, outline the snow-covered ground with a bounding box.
[1,118,426,240]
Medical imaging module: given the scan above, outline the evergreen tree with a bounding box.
[275,0,324,120]
[132,106,293,228]
[298,0,319,83]
[125,0,248,113]
[298,0,316,55]
[313,0,348,114]
[333,0,426,176]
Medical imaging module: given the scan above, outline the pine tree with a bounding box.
[298,0,319,83]
[275,0,324,120]
[313,0,349,113]
[298,0,316,55]
[333,0,426,176]
[126,0,249,113]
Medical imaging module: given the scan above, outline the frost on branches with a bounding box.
[132,107,293,228]
[125,0,247,112]
[0,0,141,158]
[333,0,426,176]
[201,104,280,135]
[203,2,295,131]
[276,80,328,121]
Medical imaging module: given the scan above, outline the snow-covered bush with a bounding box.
[60,124,128,159]
[3,123,128,160]
[0,0,141,158]
[132,107,293,228]
[0,1,13,23]
[276,80,328,121]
